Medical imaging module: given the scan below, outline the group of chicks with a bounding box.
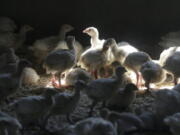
[0,17,180,135]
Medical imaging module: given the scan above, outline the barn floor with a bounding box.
[0,73,172,135]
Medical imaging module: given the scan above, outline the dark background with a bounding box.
[0,0,180,58]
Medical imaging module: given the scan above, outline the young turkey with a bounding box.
[83,66,127,115]
[43,36,76,88]
[163,51,180,85]
[0,111,22,135]
[0,59,31,101]
[123,51,151,87]
[78,38,114,79]
[30,24,74,64]
[140,61,167,91]
[0,17,17,32]
[83,26,105,48]
[0,25,33,50]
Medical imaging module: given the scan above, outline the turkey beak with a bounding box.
[83,29,88,33]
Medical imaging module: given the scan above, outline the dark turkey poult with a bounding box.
[52,117,117,135]
[51,125,75,135]
[0,48,19,74]
[47,80,86,123]
[99,60,122,78]
[0,59,31,102]
[0,111,22,135]
[100,108,144,135]
[63,67,92,87]
[43,36,76,88]
[108,39,138,65]
[10,88,58,128]
[164,112,180,135]
[0,25,33,50]
[163,51,180,85]
[138,111,157,131]
[106,83,138,111]
[140,61,167,92]
[0,48,16,69]
[83,66,127,116]
[30,24,74,64]
[123,51,151,87]
[152,89,180,129]
[0,17,17,32]
[74,117,117,135]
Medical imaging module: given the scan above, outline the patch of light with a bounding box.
[46,81,55,88]
[123,45,138,53]
[126,71,175,91]
[61,79,66,86]
[152,59,160,64]
[150,83,174,90]
[127,71,137,84]
[46,78,67,88]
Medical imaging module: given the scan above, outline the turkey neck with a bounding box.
[111,43,119,56]
[116,73,125,84]
[58,30,66,40]
[17,28,28,46]
[66,40,75,51]
[67,39,76,61]
[91,33,99,47]
[73,86,81,100]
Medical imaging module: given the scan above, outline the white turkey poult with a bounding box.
[83,26,105,48]
[43,36,76,88]
[159,46,180,66]
[78,38,113,79]
[108,39,138,65]
[21,67,40,86]
[82,27,126,77]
